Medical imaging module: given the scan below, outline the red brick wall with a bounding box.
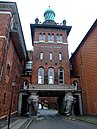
[32,28,70,85]
[0,13,10,36]
[70,25,97,115]
[0,37,23,117]
[0,13,24,118]
[0,13,10,67]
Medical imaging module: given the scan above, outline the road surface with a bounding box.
[28,109,97,129]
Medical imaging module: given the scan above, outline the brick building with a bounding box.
[27,7,82,115]
[0,2,29,120]
[2,1,97,119]
[70,19,97,115]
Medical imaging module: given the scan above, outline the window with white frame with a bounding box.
[50,52,52,60]
[58,68,64,84]
[60,34,62,42]
[40,52,43,60]
[56,34,59,42]
[56,34,63,43]
[48,68,54,84]
[59,52,62,61]
[48,33,54,42]
[51,34,54,41]
[39,33,45,41]
[38,67,44,84]
[24,80,28,90]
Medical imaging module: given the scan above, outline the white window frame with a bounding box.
[38,67,44,84]
[48,68,54,84]
[59,34,62,42]
[48,33,51,42]
[56,34,63,43]
[48,33,54,42]
[39,33,45,42]
[56,34,59,42]
[40,52,43,60]
[58,68,64,84]
[50,52,52,60]
[51,34,54,42]
[59,52,62,61]
[24,80,28,90]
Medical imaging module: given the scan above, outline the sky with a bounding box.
[1,0,97,57]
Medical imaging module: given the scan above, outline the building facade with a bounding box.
[70,19,97,115]
[1,1,97,119]
[0,2,29,120]
[28,7,82,116]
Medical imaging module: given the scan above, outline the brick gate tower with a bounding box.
[29,6,80,115]
[31,7,71,85]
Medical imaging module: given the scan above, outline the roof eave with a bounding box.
[30,23,72,46]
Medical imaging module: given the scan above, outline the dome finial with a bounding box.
[44,6,55,21]
[49,3,50,8]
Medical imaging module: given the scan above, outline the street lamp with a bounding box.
[7,80,16,129]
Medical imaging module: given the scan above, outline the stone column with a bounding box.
[27,92,38,116]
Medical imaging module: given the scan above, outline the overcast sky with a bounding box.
[1,0,97,56]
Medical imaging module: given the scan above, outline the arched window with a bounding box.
[48,33,54,42]
[58,68,64,84]
[40,52,43,60]
[38,67,44,84]
[43,33,45,41]
[56,34,63,43]
[48,68,54,84]
[73,80,78,86]
[51,34,54,42]
[39,33,45,41]
[59,52,62,61]
[24,80,28,90]
[56,34,59,42]
[48,33,51,42]
[60,34,62,42]
[39,33,42,41]
[50,52,53,60]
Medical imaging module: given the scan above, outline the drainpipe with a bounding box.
[79,48,88,114]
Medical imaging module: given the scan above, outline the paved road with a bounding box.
[28,109,97,129]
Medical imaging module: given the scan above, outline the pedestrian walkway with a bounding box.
[0,117,31,129]
[76,116,97,125]
[60,115,97,125]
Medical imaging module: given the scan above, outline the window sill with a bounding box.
[48,41,54,43]
[39,40,45,43]
[57,41,63,43]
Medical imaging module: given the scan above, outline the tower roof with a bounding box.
[44,6,55,22]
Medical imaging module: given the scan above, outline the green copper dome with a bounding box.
[44,7,55,21]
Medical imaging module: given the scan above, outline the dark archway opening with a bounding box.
[21,95,29,116]
[74,95,80,116]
